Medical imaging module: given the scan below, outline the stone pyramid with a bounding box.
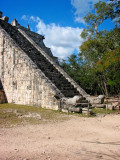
[0,12,104,112]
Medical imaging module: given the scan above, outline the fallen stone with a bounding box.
[82,108,92,115]
[68,107,82,113]
[82,108,92,112]
[106,104,114,110]
[18,112,41,119]
[87,95,105,104]
[92,104,106,108]
[82,110,91,115]
[112,101,120,107]
[61,96,83,106]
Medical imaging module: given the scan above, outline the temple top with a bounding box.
[0,11,57,60]
[0,11,30,31]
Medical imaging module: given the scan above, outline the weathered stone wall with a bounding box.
[0,26,62,109]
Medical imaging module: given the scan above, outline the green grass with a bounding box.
[0,103,119,127]
[71,108,119,117]
[92,108,118,114]
[0,103,69,127]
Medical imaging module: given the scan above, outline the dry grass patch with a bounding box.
[0,103,70,127]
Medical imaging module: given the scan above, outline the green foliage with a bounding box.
[82,0,120,38]
[61,0,120,96]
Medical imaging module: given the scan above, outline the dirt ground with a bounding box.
[0,114,120,160]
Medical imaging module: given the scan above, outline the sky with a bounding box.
[1,0,115,59]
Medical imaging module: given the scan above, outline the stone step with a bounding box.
[52,80,69,85]
[63,94,78,98]
[80,103,89,107]
[68,107,82,113]
[60,87,75,90]
[58,84,72,87]
[44,71,60,76]
[92,104,106,108]
[61,89,79,93]
[81,100,88,103]
[48,75,64,79]
[61,90,79,94]
[82,108,92,115]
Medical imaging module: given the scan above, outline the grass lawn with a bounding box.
[0,103,69,127]
[92,108,118,114]
[0,103,119,127]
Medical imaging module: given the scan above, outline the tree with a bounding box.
[80,0,120,96]
[81,0,120,39]
[61,0,120,96]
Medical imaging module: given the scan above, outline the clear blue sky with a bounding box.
[1,0,115,59]
[1,0,79,28]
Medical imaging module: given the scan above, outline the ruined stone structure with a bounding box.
[0,12,104,112]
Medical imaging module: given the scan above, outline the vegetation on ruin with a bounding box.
[61,0,120,97]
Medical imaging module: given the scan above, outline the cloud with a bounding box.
[30,16,40,23]
[71,0,104,23]
[21,15,83,59]
[36,20,83,59]
[21,15,28,21]
[21,15,40,23]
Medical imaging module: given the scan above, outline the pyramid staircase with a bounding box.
[0,19,91,112]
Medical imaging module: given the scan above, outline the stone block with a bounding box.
[106,104,114,110]
[87,95,105,104]
[68,107,82,113]
[92,104,106,108]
